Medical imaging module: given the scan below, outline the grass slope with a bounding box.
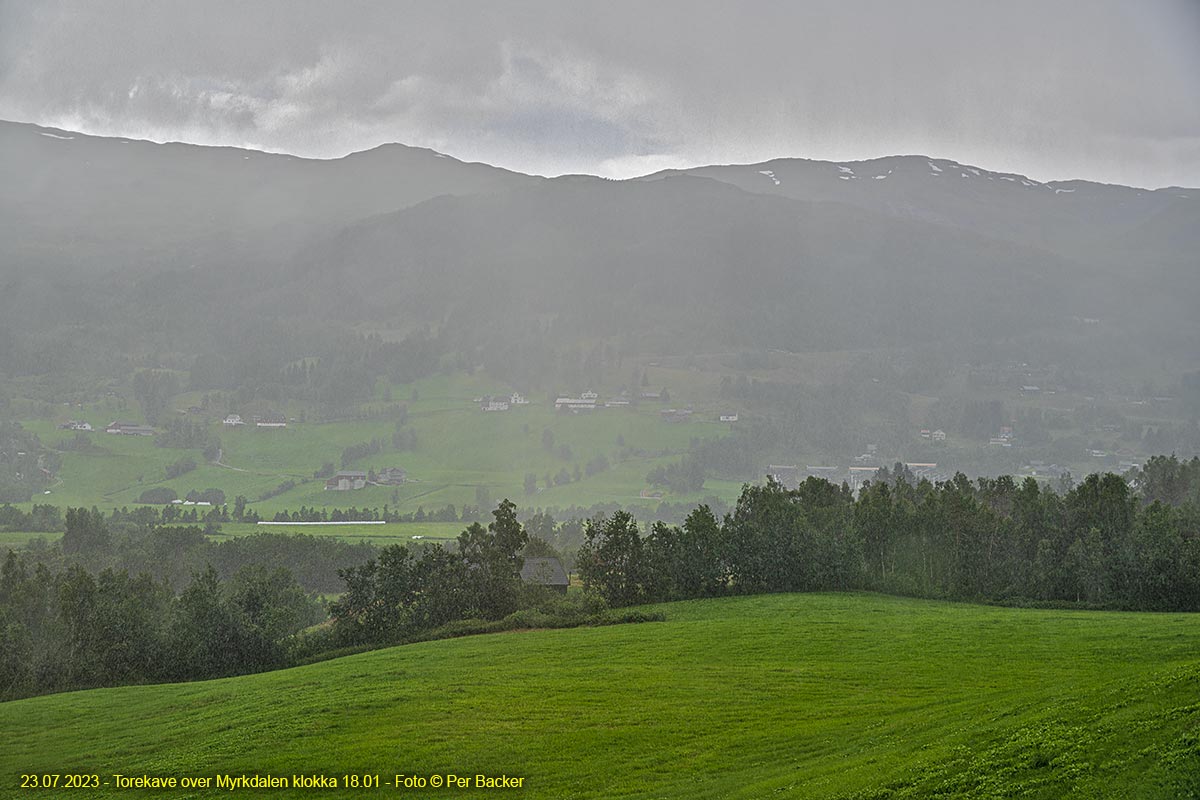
[3,594,1198,799]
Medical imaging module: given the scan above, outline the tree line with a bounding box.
[0,506,376,699]
[578,456,1200,611]
[0,553,318,700]
[0,501,630,700]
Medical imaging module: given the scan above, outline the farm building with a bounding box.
[520,557,569,594]
[376,467,408,485]
[223,414,245,426]
[325,471,367,491]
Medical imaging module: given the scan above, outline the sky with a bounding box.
[1,0,1198,187]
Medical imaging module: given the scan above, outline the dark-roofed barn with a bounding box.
[520,557,569,595]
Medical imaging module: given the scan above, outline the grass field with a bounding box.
[16,373,739,516]
[0,523,464,552]
[3,593,1197,799]
[210,521,464,544]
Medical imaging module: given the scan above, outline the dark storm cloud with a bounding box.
[1,0,1197,186]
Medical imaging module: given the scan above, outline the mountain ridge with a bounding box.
[2,118,1197,373]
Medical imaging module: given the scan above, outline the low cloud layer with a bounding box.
[2,0,1197,186]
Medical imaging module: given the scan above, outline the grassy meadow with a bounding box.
[2,593,1197,799]
[210,521,464,544]
[0,523,466,552]
[16,372,737,517]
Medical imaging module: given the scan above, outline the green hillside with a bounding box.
[15,372,733,516]
[3,594,1197,799]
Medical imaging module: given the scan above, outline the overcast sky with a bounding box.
[2,0,1198,187]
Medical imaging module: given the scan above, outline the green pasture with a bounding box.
[210,521,464,544]
[2,593,1197,799]
[17,373,738,514]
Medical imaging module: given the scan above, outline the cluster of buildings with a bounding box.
[478,392,529,412]
[554,389,695,412]
[324,466,408,491]
[58,420,93,431]
[554,390,602,412]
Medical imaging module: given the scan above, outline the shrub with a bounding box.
[138,487,178,504]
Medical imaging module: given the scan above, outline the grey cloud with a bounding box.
[0,0,1196,186]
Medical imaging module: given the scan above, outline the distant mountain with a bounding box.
[0,120,540,273]
[284,174,1079,352]
[641,155,1196,263]
[2,121,1197,369]
[641,155,1200,326]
